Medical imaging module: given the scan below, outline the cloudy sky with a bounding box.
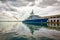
[0,0,60,20]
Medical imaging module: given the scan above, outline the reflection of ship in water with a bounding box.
[24,23,60,34]
[22,10,48,24]
[24,23,48,34]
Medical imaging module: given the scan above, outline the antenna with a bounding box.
[31,9,34,16]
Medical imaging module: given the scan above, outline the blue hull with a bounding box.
[22,19,48,24]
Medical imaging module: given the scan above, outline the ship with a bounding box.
[22,10,48,24]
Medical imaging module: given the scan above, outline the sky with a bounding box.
[0,0,60,20]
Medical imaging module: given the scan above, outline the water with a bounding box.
[0,22,60,40]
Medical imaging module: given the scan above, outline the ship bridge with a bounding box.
[26,10,41,20]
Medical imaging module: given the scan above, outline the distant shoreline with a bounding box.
[0,21,22,22]
[0,21,60,24]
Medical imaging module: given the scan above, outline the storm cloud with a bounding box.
[0,0,60,7]
[0,0,60,21]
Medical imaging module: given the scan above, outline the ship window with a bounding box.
[54,17,55,18]
[51,17,52,18]
[57,20,59,22]
[51,20,52,22]
[54,20,55,22]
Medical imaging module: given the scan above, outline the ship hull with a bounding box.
[22,19,48,24]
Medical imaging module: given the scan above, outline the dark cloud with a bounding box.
[9,0,16,1]
[0,0,16,1]
[40,0,57,5]
[25,0,35,2]
[0,0,7,2]
[0,0,35,7]
[9,1,28,7]
[38,0,60,7]
[0,4,16,12]
[0,0,60,7]
[0,0,7,1]
[0,0,28,7]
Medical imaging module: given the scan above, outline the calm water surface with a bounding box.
[0,22,60,40]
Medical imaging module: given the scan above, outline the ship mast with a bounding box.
[30,10,34,16]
